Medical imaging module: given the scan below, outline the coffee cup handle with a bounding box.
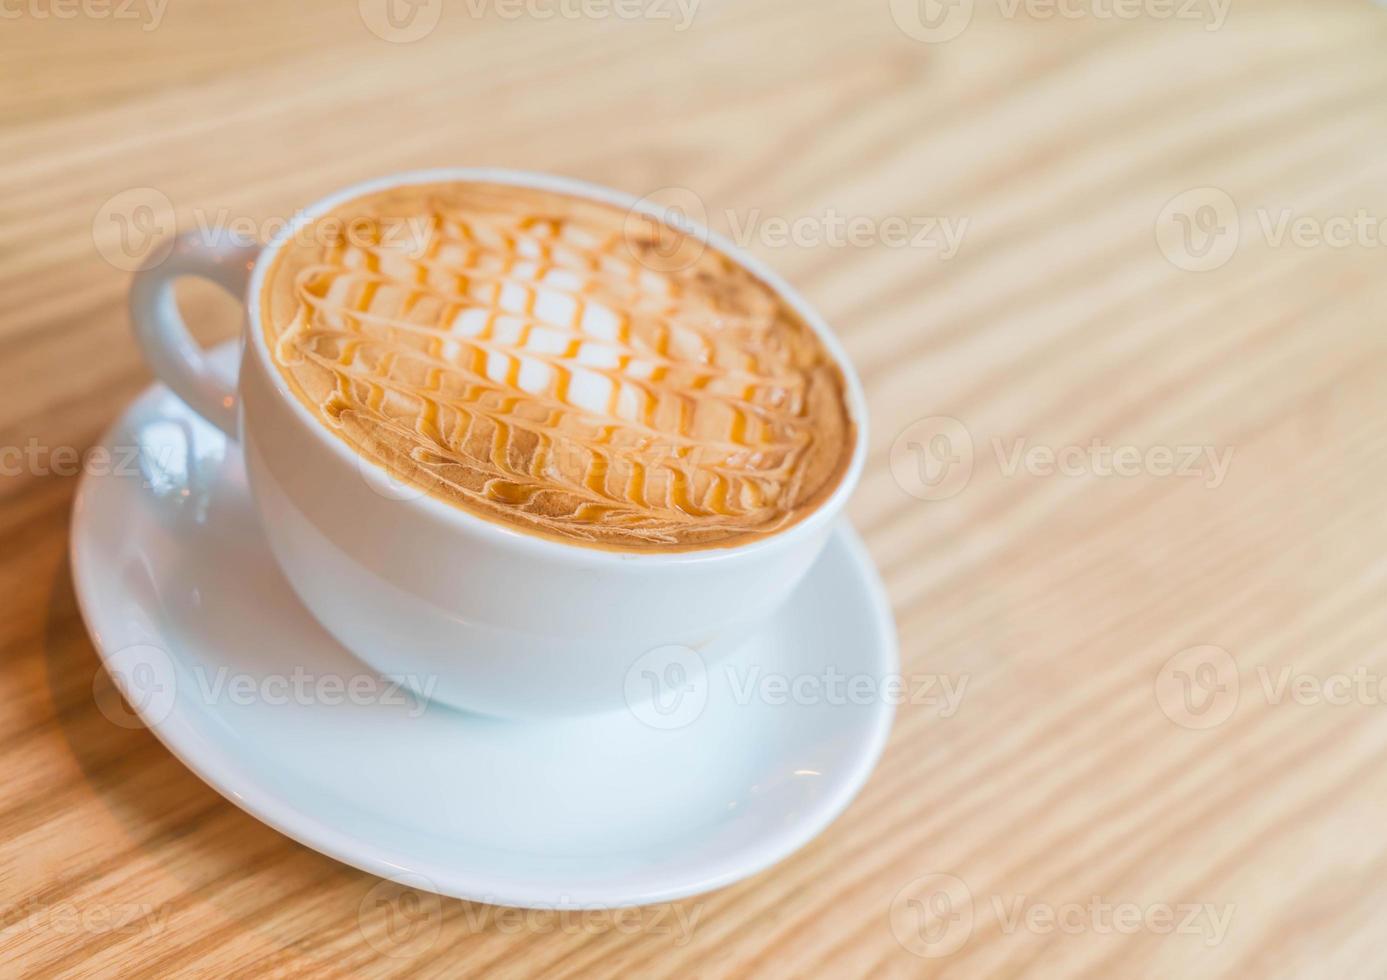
[129,230,261,439]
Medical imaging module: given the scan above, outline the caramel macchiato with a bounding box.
[260,181,855,551]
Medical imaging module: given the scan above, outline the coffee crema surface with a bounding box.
[260,182,855,551]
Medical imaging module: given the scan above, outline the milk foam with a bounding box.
[260,181,854,551]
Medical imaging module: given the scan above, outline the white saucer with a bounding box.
[70,343,897,908]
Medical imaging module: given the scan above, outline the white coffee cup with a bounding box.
[129,169,868,719]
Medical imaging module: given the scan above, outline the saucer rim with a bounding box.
[69,360,898,908]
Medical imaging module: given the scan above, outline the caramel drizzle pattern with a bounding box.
[272,205,827,544]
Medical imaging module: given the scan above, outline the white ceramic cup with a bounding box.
[129,168,868,719]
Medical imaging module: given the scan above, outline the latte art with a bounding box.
[261,182,855,551]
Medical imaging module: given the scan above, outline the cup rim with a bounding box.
[243,167,868,567]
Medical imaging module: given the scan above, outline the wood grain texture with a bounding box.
[4,0,1387,975]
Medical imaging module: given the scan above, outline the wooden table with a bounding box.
[5,0,1387,975]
